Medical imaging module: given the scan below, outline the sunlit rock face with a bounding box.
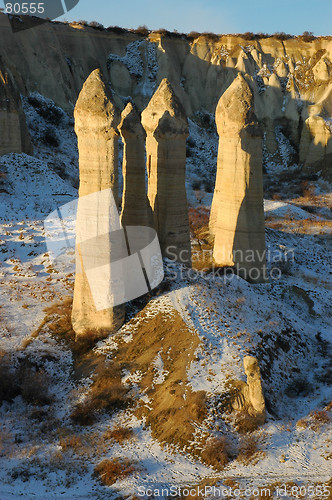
[243,356,266,424]
[72,69,124,341]
[141,78,191,266]
[211,74,267,283]
[118,102,153,228]
[299,84,332,181]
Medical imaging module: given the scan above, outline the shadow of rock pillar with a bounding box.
[119,102,153,228]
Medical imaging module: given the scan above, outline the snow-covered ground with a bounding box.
[0,94,331,498]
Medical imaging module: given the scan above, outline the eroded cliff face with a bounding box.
[0,13,331,175]
[0,56,32,155]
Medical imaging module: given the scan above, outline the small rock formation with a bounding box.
[210,74,267,283]
[118,102,153,228]
[0,60,32,156]
[72,69,124,341]
[141,79,191,266]
[243,356,266,424]
[232,356,266,425]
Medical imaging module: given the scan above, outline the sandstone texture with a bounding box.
[141,78,191,265]
[72,69,124,340]
[73,68,120,203]
[299,84,332,180]
[231,356,266,425]
[118,102,153,228]
[211,74,267,283]
[243,355,266,424]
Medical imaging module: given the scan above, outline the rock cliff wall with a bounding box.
[0,13,331,176]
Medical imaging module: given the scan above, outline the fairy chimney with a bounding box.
[141,79,191,266]
[118,102,153,228]
[211,74,267,283]
[72,69,124,340]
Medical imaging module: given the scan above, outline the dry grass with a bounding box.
[234,411,260,434]
[70,362,129,425]
[59,434,84,453]
[0,350,52,406]
[93,458,138,486]
[22,298,106,359]
[265,216,332,235]
[297,409,330,431]
[104,426,134,444]
[310,410,331,431]
[311,409,330,423]
[296,417,308,429]
[19,367,51,406]
[116,309,206,449]
[201,436,231,470]
[237,435,263,465]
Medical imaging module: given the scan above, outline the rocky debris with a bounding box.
[118,102,153,228]
[72,69,124,341]
[211,74,267,283]
[141,78,191,266]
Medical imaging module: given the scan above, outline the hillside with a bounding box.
[0,13,331,499]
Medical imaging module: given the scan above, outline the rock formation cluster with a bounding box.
[72,72,191,339]
[0,12,330,178]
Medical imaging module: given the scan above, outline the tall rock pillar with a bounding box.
[72,69,125,341]
[211,74,267,283]
[141,79,191,266]
[118,102,153,228]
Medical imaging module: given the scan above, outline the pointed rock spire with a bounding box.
[118,102,153,228]
[72,68,124,341]
[210,74,267,283]
[74,68,120,203]
[141,78,191,266]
